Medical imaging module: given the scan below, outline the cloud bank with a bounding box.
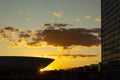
[0,25,101,49]
[42,28,101,49]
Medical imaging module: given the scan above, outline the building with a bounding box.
[0,56,54,79]
[101,0,120,64]
[101,0,120,79]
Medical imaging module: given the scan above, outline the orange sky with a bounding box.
[0,38,101,70]
[0,0,101,70]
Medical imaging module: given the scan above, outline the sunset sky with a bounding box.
[0,0,101,70]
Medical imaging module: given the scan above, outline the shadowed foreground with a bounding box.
[0,71,101,80]
[40,71,101,80]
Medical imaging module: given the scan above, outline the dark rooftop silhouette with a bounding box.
[0,56,54,71]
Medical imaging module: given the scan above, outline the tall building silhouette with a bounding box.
[101,0,120,64]
[101,1,120,79]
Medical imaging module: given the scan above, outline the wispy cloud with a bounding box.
[43,23,70,27]
[95,17,101,22]
[4,27,21,32]
[26,17,32,21]
[40,53,97,59]
[0,35,3,41]
[53,12,63,18]
[85,16,91,19]
[75,18,80,22]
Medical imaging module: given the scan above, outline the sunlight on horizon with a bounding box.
[0,0,101,70]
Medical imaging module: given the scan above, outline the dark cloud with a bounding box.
[0,26,101,49]
[0,29,4,33]
[40,54,97,58]
[44,23,71,27]
[27,41,40,47]
[4,27,20,32]
[27,30,33,33]
[16,27,100,49]
[44,23,51,27]
[19,33,31,38]
[53,23,68,27]
[42,28,101,49]
[62,54,97,58]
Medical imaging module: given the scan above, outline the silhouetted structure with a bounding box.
[70,64,100,72]
[101,0,120,80]
[39,70,101,80]
[0,56,54,80]
[101,0,120,65]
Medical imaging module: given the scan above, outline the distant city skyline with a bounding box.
[0,0,101,70]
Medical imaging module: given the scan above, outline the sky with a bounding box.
[0,0,101,70]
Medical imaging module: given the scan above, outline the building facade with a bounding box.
[101,0,120,64]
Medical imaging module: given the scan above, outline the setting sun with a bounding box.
[40,69,45,72]
[0,0,102,79]
[0,0,101,70]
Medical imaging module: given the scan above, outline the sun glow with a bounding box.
[40,69,45,72]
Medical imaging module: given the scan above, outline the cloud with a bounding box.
[41,54,97,58]
[42,28,101,49]
[95,17,101,22]
[43,23,70,28]
[53,12,63,18]
[27,41,41,47]
[0,27,21,43]
[60,54,97,58]
[44,23,51,27]
[75,18,80,22]
[0,29,5,34]
[0,26,101,50]
[19,33,31,38]
[26,17,32,21]
[4,27,21,32]
[54,23,68,27]
[0,35,3,41]
[85,16,91,19]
